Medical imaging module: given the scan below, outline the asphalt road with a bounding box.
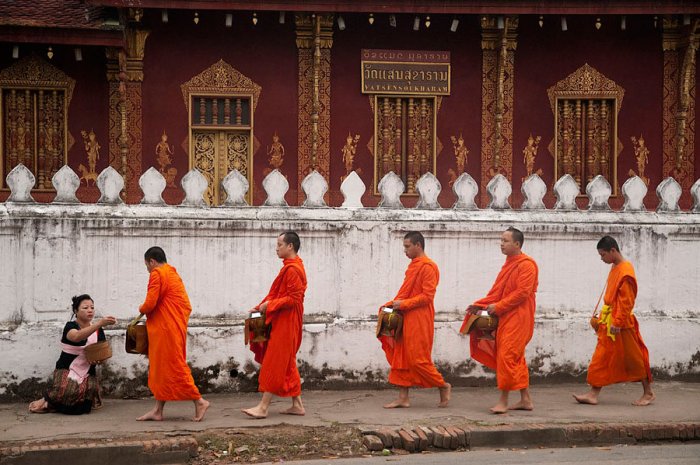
[274,443,700,465]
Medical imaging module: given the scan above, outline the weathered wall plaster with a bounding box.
[1,204,698,399]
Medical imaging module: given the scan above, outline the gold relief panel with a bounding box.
[372,95,438,195]
[181,60,261,114]
[547,64,625,194]
[0,55,75,189]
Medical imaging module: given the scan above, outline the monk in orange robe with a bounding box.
[574,235,654,406]
[461,227,538,414]
[242,231,307,419]
[379,231,451,409]
[137,246,209,422]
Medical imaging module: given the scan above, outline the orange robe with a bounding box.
[379,255,446,388]
[461,254,538,391]
[139,263,201,401]
[586,261,652,387]
[250,257,307,397]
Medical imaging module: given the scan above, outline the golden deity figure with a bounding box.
[267,132,285,170]
[523,133,542,178]
[450,133,469,176]
[156,131,174,173]
[156,131,178,188]
[341,132,361,177]
[630,135,650,185]
[80,129,101,175]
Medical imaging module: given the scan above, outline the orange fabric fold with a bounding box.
[249,257,307,397]
[139,264,201,401]
[378,256,446,388]
[460,254,538,391]
[586,261,652,387]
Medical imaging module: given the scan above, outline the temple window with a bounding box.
[373,95,437,194]
[181,60,261,206]
[0,56,73,190]
[548,64,624,193]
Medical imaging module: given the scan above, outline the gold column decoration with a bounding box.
[480,15,518,197]
[547,64,625,194]
[662,17,698,187]
[295,13,333,203]
[106,24,149,203]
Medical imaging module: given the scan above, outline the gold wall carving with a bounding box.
[547,64,624,193]
[341,132,361,181]
[264,132,285,176]
[0,55,74,189]
[156,131,177,187]
[522,134,542,180]
[79,129,101,185]
[662,18,698,188]
[629,134,650,185]
[182,60,260,205]
[180,60,261,114]
[480,15,518,196]
[368,95,442,194]
[296,13,333,203]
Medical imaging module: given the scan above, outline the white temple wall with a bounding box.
[0,204,698,397]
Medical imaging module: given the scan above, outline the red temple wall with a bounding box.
[140,9,298,205]
[0,44,110,202]
[329,14,483,207]
[513,15,664,208]
[0,14,695,208]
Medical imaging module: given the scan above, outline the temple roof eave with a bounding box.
[85,0,700,15]
[0,26,124,47]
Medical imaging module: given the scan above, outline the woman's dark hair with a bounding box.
[71,294,93,314]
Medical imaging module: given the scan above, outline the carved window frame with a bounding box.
[371,95,438,196]
[0,55,74,191]
[181,60,261,205]
[547,64,625,195]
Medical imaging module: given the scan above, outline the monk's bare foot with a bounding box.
[489,402,508,414]
[632,392,655,406]
[192,398,210,422]
[572,393,599,405]
[508,400,534,411]
[136,409,163,421]
[241,407,267,419]
[28,399,49,413]
[438,383,451,408]
[281,406,306,416]
[383,399,410,409]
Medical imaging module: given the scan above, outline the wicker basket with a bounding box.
[85,340,113,363]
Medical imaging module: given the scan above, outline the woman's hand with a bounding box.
[98,316,117,327]
[258,302,269,313]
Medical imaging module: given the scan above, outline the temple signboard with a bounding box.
[361,49,450,96]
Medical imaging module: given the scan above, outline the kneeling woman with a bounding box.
[29,295,116,414]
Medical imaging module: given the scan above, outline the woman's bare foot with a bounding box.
[383,399,410,409]
[438,383,451,408]
[572,392,599,405]
[508,400,534,411]
[192,398,210,422]
[241,407,267,419]
[281,406,306,415]
[632,392,655,406]
[136,408,163,421]
[28,399,49,413]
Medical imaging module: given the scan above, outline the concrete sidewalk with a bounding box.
[0,382,698,464]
